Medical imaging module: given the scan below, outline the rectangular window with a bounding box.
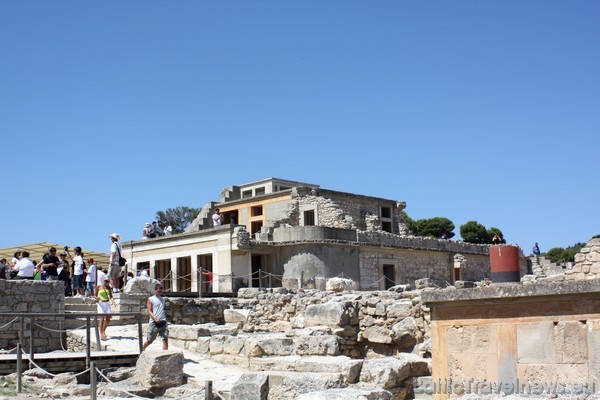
[381,207,392,219]
[251,221,263,235]
[254,187,265,196]
[251,206,263,217]
[382,221,392,233]
[303,210,315,226]
[242,190,252,199]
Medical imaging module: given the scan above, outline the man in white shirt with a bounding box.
[212,208,222,227]
[85,258,97,297]
[163,224,173,236]
[12,251,34,280]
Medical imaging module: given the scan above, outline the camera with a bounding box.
[64,246,69,251]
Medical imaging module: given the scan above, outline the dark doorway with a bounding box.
[383,264,395,290]
[223,210,239,225]
[251,255,262,288]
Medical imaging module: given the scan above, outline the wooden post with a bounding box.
[29,316,34,368]
[258,269,262,290]
[137,315,144,354]
[205,380,213,400]
[90,361,97,400]
[94,316,102,351]
[268,273,272,289]
[16,343,22,393]
[86,316,91,369]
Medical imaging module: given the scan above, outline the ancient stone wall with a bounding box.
[167,297,242,325]
[0,280,64,352]
[240,287,429,358]
[295,190,406,234]
[570,238,600,280]
[423,280,600,399]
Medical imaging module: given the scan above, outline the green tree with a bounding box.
[460,220,489,244]
[155,206,201,234]
[412,217,455,239]
[543,242,586,263]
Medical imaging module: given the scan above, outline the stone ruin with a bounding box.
[523,238,600,284]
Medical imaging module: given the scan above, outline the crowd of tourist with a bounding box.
[0,233,131,298]
[141,221,173,240]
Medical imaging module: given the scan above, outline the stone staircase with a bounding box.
[63,297,100,329]
[169,323,432,399]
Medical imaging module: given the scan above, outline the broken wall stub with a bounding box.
[293,190,408,234]
[423,280,600,400]
[240,288,430,359]
[569,238,600,280]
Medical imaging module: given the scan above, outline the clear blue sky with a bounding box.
[2,1,598,254]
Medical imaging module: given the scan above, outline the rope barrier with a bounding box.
[33,322,71,334]
[0,317,18,330]
[95,367,147,398]
[21,348,91,378]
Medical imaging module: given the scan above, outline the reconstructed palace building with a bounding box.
[122,178,515,294]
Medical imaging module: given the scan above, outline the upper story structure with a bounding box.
[186,177,410,237]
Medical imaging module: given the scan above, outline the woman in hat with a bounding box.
[95,276,115,340]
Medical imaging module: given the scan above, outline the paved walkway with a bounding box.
[69,323,248,394]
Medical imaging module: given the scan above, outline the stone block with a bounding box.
[249,355,301,372]
[238,288,261,298]
[446,325,497,354]
[391,317,418,350]
[133,350,185,389]
[123,276,160,295]
[294,356,363,383]
[447,353,498,383]
[230,373,269,400]
[224,308,251,324]
[305,302,349,327]
[360,357,411,389]
[326,277,358,292]
[256,336,294,356]
[454,280,476,289]
[554,321,588,364]
[387,301,413,319]
[224,336,246,355]
[297,388,393,400]
[362,326,393,344]
[196,337,210,354]
[517,322,556,364]
[267,372,348,400]
[294,335,340,356]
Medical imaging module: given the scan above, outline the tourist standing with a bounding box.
[66,246,86,297]
[85,258,97,297]
[95,276,115,340]
[57,252,71,296]
[142,284,169,350]
[532,242,541,255]
[108,233,123,292]
[212,208,222,227]
[150,221,159,238]
[11,251,34,280]
[142,223,150,240]
[163,223,173,236]
[41,247,60,281]
[0,259,7,279]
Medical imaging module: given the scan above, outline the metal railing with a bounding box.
[0,312,143,373]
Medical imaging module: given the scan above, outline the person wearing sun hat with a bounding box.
[108,233,123,292]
